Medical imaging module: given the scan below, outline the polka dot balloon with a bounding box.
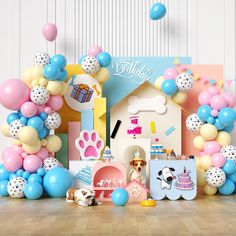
[43,157,60,172]
[220,145,236,163]
[9,120,25,139]
[44,112,61,130]
[186,113,203,132]
[206,167,226,187]
[30,86,50,105]
[176,72,194,91]
[81,56,100,74]
[34,52,50,67]
[7,177,27,198]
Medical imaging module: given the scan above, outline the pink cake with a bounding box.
[175,167,194,190]
[127,116,142,136]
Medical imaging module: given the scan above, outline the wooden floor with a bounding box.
[0,195,236,236]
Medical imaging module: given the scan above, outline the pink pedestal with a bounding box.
[68,122,81,160]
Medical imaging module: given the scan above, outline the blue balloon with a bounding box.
[57,69,68,81]
[0,180,9,197]
[44,64,60,80]
[9,173,17,180]
[7,113,20,124]
[50,54,67,69]
[0,164,10,181]
[111,188,129,206]
[222,160,236,175]
[38,127,47,139]
[20,117,28,125]
[24,182,43,200]
[43,167,74,198]
[22,171,30,180]
[79,55,86,64]
[97,52,112,67]
[150,3,167,20]
[214,118,224,130]
[28,173,43,184]
[27,116,44,132]
[218,179,235,195]
[228,172,236,183]
[197,105,212,122]
[16,169,24,177]
[218,107,236,127]
[161,80,177,96]
[223,124,234,133]
[40,112,48,120]
[37,167,46,177]
[207,116,215,124]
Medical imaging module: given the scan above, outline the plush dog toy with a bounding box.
[66,188,102,207]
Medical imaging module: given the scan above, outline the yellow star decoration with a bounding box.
[173,57,181,65]
[218,79,224,89]
[193,73,200,81]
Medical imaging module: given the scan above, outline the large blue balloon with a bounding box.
[161,80,177,96]
[97,52,111,67]
[27,117,44,132]
[0,180,9,197]
[228,172,236,183]
[28,173,43,184]
[0,164,10,181]
[24,182,43,200]
[222,160,236,175]
[44,64,60,80]
[50,54,67,69]
[218,179,235,195]
[43,167,74,198]
[111,188,129,206]
[218,107,236,126]
[197,105,212,122]
[7,113,20,124]
[150,3,167,20]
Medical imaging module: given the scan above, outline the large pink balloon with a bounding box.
[0,79,30,110]
[46,95,63,111]
[21,101,37,117]
[88,45,103,57]
[2,148,23,172]
[203,141,221,155]
[210,95,227,110]
[36,148,49,160]
[221,92,236,108]
[211,153,226,168]
[198,91,213,105]
[42,23,58,42]
[23,155,43,173]
[164,68,178,80]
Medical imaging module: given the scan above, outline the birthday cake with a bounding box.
[76,165,92,185]
[150,144,164,155]
[175,167,194,190]
[127,116,142,136]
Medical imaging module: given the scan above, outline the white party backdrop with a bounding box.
[0,0,235,153]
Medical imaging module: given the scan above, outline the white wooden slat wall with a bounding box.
[0,0,235,153]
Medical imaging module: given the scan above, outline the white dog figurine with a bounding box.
[66,188,102,207]
[156,167,176,190]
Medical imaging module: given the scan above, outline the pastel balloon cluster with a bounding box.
[186,86,236,196]
[154,67,194,105]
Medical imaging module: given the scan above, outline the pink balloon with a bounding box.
[21,101,37,117]
[210,95,227,110]
[0,79,30,110]
[88,45,103,57]
[208,86,220,95]
[211,153,226,168]
[12,145,24,155]
[36,104,46,115]
[211,109,218,117]
[36,148,49,160]
[221,92,236,108]
[203,141,221,155]
[46,95,63,111]
[198,91,213,105]
[164,68,178,80]
[44,106,52,114]
[2,149,23,172]
[42,23,58,42]
[23,155,43,173]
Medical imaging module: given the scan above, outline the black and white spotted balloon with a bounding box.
[206,167,226,187]
[44,112,61,130]
[7,177,27,198]
[220,145,236,163]
[186,113,203,132]
[176,72,194,91]
[34,52,50,67]
[9,120,25,139]
[43,157,60,171]
[30,86,49,105]
[81,56,100,74]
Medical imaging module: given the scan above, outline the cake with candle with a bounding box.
[175,167,194,190]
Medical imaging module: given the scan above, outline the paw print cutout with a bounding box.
[130,185,142,198]
[75,130,104,160]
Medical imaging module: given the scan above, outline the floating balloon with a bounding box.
[150,2,166,20]
[42,23,58,42]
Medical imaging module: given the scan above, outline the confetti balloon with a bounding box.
[186,113,203,132]
[206,167,226,187]
[7,177,26,198]
[45,112,61,130]
[81,56,100,74]
[8,120,25,139]
[30,86,50,105]
[220,145,236,163]
[175,72,194,91]
[43,157,60,171]
[34,52,50,67]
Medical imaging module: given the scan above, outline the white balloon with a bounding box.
[206,167,226,187]
[7,177,27,198]
[81,56,100,74]
[176,72,194,91]
[34,52,50,67]
[220,145,236,163]
[186,113,203,132]
[43,157,60,171]
[45,112,61,130]
[30,86,50,105]
[9,120,25,139]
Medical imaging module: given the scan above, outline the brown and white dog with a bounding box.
[66,188,102,207]
[129,159,147,185]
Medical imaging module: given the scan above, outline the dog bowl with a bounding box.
[140,199,156,207]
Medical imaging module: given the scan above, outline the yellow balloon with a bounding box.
[31,78,40,88]
[39,77,48,87]
[199,155,212,171]
[46,135,62,153]
[41,139,47,147]
[22,67,33,86]
[31,66,43,79]
[60,82,68,96]
[197,168,206,187]
[195,157,201,168]
[216,131,231,147]
[203,184,217,195]
[154,76,165,90]
[200,124,217,141]
[11,138,22,146]
[172,90,187,105]
[94,67,110,83]
[22,140,41,154]
[19,126,38,145]
[193,136,205,150]
[46,81,62,95]
[1,123,10,137]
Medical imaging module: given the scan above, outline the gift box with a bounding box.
[70,83,94,103]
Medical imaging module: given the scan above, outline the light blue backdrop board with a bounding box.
[103,57,191,111]
[81,110,94,131]
[150,159,197,200]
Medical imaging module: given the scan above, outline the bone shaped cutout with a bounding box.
[128,95,167,114]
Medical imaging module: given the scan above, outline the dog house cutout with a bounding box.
[92,162,126,201]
